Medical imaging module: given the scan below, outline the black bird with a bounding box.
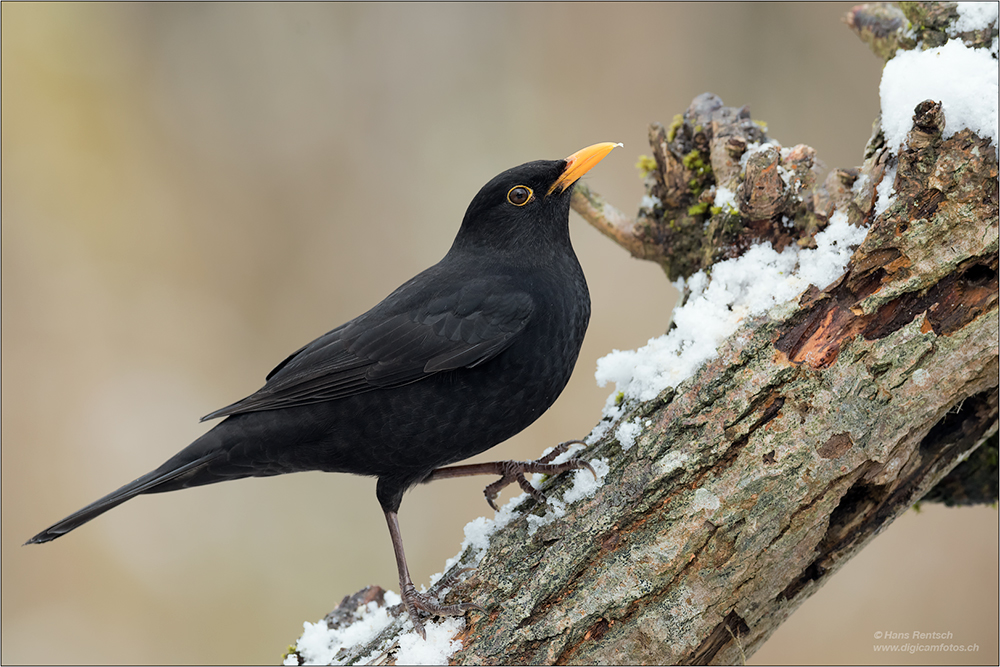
[27,142,620,636]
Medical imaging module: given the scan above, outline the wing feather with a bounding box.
[201,277,533,420]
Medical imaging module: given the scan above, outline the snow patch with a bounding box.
[949,3,999,40]
[615,418,643,450]
[595,211,868,403]
[395,617,465,665]
[526,458,611,536]
[879,39,998,159]
[291,591,402,665]
[714,187,739,214]
[874,165,898,217]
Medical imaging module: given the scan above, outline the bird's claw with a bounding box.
[483,439,595,510]
[394,583,484,639]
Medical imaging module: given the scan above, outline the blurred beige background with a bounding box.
[2,3,996,665]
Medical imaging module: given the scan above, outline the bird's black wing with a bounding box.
[201,278,534,420]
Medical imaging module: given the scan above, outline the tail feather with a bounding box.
[25,453,222,545]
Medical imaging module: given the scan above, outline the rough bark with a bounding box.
[287,3,998,664]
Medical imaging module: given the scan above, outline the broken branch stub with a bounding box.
[572,92,858,284]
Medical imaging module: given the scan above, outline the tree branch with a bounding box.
[570,183,658,264]
[286,3,998,664]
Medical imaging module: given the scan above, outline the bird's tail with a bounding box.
[25,446,225,545]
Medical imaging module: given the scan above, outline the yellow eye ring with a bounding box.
[507,185,534,206]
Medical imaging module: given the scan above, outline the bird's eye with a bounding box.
[507,185,533,206]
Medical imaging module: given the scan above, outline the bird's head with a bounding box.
[451,142,620,255]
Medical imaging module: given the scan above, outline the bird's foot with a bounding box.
[483,439,595,510]
[423,439,596,511]
[393,581,484,639]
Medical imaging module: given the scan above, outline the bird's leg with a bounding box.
[424,440,596,510]
[383,510,483,639]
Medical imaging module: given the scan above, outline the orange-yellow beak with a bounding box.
[547,142,622,195]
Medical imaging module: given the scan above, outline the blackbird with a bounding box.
[27,141,620,636]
